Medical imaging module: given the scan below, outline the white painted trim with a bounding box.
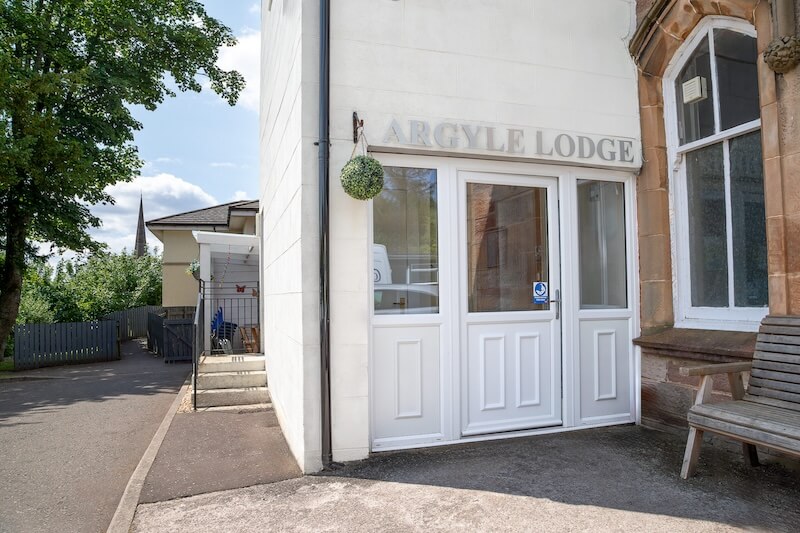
[367,154,638,451]
[676,120,760,154]
[373,419,635,453]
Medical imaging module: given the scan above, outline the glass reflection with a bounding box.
[373,167,439,314]
[467,183,549,313]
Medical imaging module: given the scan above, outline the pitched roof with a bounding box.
[146,200,258,227]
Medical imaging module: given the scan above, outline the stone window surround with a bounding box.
[663,16,767,331]
[630,0,784,340]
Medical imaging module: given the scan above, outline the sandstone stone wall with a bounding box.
[630,0,800,433]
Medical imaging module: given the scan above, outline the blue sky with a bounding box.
[89,1,261,254]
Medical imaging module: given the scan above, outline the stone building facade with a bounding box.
[630,0,800,430]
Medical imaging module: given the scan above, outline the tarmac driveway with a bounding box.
[0,340,188,533]
[132,426,800,532]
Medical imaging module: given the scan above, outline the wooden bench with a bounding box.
[680,315,800,479]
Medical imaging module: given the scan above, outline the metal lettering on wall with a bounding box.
[380,118,641,168]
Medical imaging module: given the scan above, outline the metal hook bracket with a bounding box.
[353,111,364,143]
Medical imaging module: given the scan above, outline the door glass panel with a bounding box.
[714,29,759,132]
[730,131,767,307]
[467,183,549,313]
[373,167,439,315]
[686,142,728,307]
[577,180,627,309]
[676,35,715,145]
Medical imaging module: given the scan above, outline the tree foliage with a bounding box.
[0,0,244,359]
[6,250,162,359]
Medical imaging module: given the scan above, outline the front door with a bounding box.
[460,172,562,436]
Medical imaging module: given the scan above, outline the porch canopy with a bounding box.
[193,230,259,281]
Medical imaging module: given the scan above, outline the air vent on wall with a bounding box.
[682,76,708,105]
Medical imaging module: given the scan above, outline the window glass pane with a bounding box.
[676,36,715,145]
[730,131,768,307]
[686,143,728,307]
[467,184,548,313]
[577,181,627,309]
[714,29,760,131]
[373,167,438,315]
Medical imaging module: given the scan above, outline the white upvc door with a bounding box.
[458,171,562,436]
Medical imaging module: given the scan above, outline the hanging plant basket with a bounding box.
[186,259,201,280]
[340,155,384,200]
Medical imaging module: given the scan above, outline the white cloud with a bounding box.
[231,190,251,201]
[210,162,238,168]
[89,174,218,253]
[248,3,260,15]
[218,29,260,112]
[154,157,181,164]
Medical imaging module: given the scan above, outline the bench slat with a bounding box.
[744,394,800,413]
[753,350,800,364]
[688,412,800,455]
[755,342,800,356]
[762,316,800,327]
[759,325,800,336]
[750,368,800,385]
[748,385,800,404]
[749,377,800,396]
[691,402,800,437]
[695,399,800,420]
[756,333,800,346]
[752,360,800,375]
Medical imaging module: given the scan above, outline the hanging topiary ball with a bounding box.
[340,155,384,200]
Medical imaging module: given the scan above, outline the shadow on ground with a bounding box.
[323,426,800,531]
[0,339,189,427]
[140,409,302,503]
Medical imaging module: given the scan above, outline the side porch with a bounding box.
[191,231,267,410]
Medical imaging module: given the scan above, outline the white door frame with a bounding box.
[368,154,640,451]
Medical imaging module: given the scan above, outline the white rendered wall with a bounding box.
[326,0,641,462]
[259,0,322,473]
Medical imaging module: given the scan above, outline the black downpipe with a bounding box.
[318,0,333,469]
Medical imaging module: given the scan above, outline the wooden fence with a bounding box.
[14,321,119,370]
[103,305,163,341]
[146,312,192,363]
[162,319,193,363]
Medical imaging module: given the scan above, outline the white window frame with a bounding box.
[663,16,767,332]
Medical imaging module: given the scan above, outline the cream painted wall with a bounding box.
[260,0,323,473]
[260,0,641,468]
[325,0,641,463]
[161,230,201,307]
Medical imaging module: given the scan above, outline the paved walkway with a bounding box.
[132,426,800,532]
[139,408,301,503]
[0,340,188,533]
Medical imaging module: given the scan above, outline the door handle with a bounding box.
[550,289,561,320]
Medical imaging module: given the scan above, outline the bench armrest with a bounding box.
[679,361,752,377]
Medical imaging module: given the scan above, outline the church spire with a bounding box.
[134,194,147,257]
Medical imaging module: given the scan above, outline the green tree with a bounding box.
[0,1,244,360]
[68,249,162,320]
[17,260,55,324]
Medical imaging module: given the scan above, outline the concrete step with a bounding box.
[197,370,266,390]
[194,403,273,414]
[199,354,265,373]
[195,387,270,408]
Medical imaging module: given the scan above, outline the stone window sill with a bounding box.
[633,327,756,363]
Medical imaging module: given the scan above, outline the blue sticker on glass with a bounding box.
[533,282,548,304]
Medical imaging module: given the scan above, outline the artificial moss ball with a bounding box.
[340,155,384,200]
